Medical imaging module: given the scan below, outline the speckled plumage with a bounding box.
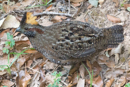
[16,13,124,65]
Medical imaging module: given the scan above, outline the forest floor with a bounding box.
[0,0,130,87]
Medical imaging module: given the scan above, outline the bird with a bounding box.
[16,12,124,65]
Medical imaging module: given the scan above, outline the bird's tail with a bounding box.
[104,25,124,48]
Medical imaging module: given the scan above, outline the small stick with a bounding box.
[33,12,72,17]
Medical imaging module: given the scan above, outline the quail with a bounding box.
[16,12,124,65]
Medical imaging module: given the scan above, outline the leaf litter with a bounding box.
[0,0,130,87]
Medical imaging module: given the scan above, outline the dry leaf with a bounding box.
[79,64,85,79]
[88,75,103,87]
[105,69,125,78]
[76,78,85,87]
[0,29,10,38]
[0,71,6,75]
[86,60,92,71]
[124,4,130,9]
[72,2,81,7]
[16,55,30,70]
[126,74,130,81]
[0,18,5,27]
[52,16,67,23]
[1,15,20,29]
[71,72,79,85]
[118,76,126,86]
[98,55,109,64]
[99,0,105,5]
[39,19,53,26]
[105,60,115,68]
[69,63,80,75]
[26,12,38,25]
[17,70,31,87]
[87,4,93,9]
[67,82,73,87]
[110,44,122,55]
[107,15,121,23]
[105,77,114,87]
[92,61,102,76]
[3,3,21,13]
[27,60,33,68]
[1,80,14,87]
[24,49,38,53]
[0,55,14,65]
[45,5,53,11]
[15,40,31,46]
[21,0,34,6]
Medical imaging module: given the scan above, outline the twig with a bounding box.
[33,12,72,17]
[68,0,70,14]
[0,13,8,20]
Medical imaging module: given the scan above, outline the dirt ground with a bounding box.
[0,0,130,87]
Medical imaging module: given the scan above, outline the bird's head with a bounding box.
[16,12,44,37]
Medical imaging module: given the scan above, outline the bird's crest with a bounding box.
[21,12,38,25]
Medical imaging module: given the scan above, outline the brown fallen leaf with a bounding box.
[16,55,30,70]
[86,60,92,71]
[0,55,14,65]
[2,3,21,13]
[67,82,73,87]
[107,15,121,23]
[27,60,33,68]
[87,4,93,9]
[69,63,80,75]
[45,5,53,11]
[98,55,109,64]
[17,70,31,87]
[88,75,103,87]
[72,2,81,7]
[92,61,102,77]
[105,77,114,87]
[1,80,14,87]
[71,72,80,85]
[124,4,130,9]
[0,29,10,38]
[126,74,130,81]
[105,60,115,68]
[52,16,67,23]
[15,40,31,46]
[24,49,38,53]
[21,0,34,6]
[117,76,126,86]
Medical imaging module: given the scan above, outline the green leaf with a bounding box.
[127,7,130,11]
[121,3,124,7]
[125,83,130,87]
[5,41,10,46]
[52,71,57,76]
[89,0,98,7]
[3,86,8,87]
[47,84,52,87]
[3,48,9,54]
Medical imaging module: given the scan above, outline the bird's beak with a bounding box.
[16,27,21,32]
